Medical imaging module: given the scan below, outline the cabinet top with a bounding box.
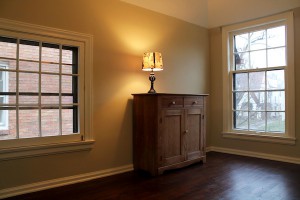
[132,93,209,96]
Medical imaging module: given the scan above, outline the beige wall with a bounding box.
[208,0,300,28]
[0,0,209,189]
[209,7,300,157]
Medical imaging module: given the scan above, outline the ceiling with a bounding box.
[121,0,300,28]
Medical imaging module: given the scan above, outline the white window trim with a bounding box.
[222,12,295,145]
[0,63,9,131]
[0,18,94,160]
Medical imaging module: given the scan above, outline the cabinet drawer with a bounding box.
[161,97,183,108]
[184,97,204,107]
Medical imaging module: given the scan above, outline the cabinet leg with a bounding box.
[157,169,164,175]
[202,156,207,163]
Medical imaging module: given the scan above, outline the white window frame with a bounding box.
[222,12,295,145]
[0,18,94,160]
[0,63,9,130]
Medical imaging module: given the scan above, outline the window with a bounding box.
[0,18,93,160]
[222,12,295,144]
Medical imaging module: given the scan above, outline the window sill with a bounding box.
[0,140,95,161]
[222,132,296,145]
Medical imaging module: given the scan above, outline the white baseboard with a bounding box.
[207,146,300,165]
[0,164,133,199]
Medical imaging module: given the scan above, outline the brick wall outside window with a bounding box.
[0,41,74,139]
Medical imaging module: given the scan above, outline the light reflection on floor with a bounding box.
[221,163,290,200]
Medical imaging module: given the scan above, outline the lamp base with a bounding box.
[148,72,156,93]
[148,88,156,93]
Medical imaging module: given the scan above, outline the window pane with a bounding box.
[267,48,286,67]
[234,33,248,52]
[62,109,74,135]
[267,112,285,132]
[7,72,16,93]
[41,109,59,136]
[41,74,59,93]
[41,96,59,104]
[0,95,15,104]
[62,49,73,64]
[0,109,16,140]
[19,40,39,61]
[19,61,39,71]
[267,26,285,48]
[0,109,5,124]
[0,73,3,91]
[250,50,266,68]
[19,95,38,104]
[0,38,17,59]
[249,92,265,111]
[0,59,16,70]
[233,92,248,110]
[0,71,8,92]
[42,63,59,73]
[19,72,39,93]
[62,75,73,93]
[19,109,39,138]
[233,73,248,91]
[234,111,248,130]
[249,111,265,131]
[42,44,59,63]
[266,70,284,90]
[62,64,73,74]
[235,52,249,70]
[249,72,265,91]
[267,91,285,111]
[0,109,8,126]
[250,30,266,50]
[62,96,73,104]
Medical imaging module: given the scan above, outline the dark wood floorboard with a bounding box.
[4,152,300,200]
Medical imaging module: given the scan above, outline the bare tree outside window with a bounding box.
[233,26,286,133]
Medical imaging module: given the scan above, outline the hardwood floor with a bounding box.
[4,152,300,200]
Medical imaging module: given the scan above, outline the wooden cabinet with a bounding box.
[132,93,208,176]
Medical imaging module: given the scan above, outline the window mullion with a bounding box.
[265,28,268,132]
[265,71,267,132]
[38,42,42,137]
[247,73,250,131]
[16,38,20,139]
[247,33,250,131]
[59,45,62,136]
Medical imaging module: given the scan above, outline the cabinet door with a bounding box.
[185,108,204,160]
[160,109,185,167]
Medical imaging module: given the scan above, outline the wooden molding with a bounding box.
[207,146,300,164]
[0,164,133,199]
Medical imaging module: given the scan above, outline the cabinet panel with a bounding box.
[161,109,185,166]
[186,108,203,160]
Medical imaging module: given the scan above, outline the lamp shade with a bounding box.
[142,52,163,71]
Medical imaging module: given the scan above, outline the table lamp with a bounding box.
[142,52,163,93]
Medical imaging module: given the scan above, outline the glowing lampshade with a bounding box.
[142,52,163,71]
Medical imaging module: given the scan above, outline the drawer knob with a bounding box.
[172,101,176,105]
[184,130,189,134]
[193,101,198,104]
